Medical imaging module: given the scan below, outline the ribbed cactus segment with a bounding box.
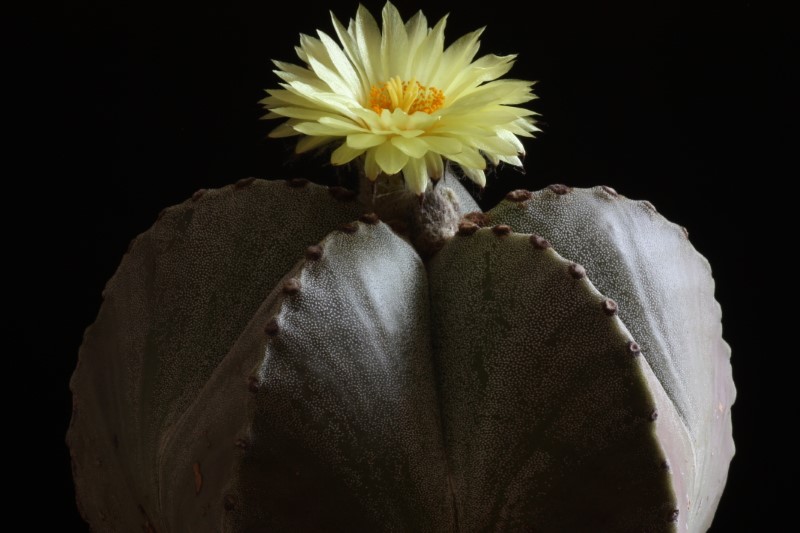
[224,220,452,532]
[67,179,363,532]
[429,228,678,532]
[488,186,735,531]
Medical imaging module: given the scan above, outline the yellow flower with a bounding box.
[261,2,538,195]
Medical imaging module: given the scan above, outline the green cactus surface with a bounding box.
[68,178,734,532]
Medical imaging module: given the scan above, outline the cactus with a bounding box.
[68,2,734,530]
[68,176,733,532]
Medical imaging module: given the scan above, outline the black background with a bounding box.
[18,0,788,530]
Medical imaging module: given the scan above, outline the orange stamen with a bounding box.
[369,76,445,114]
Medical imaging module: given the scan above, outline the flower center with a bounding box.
[369,76,445,114]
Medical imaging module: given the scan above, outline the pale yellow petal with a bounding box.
[404,10,428,39]
[298,32,360,98]
[403,11,428,75]
[471,135,520,157]
[262,87,316,108]
[375,141,409,175]
[444,53,516,99]
[294,45,308,64]
[329,12,371,96]
[331,143,365,165]
[269,121,302,138]
[496,128,526,153]
[380,2,408,81]
[447,147,486,169]
[352,107,386,130]
[440,106,537,127]
[431,28,484,89]
[509,117,540,135]
[419,136,462,155]
[443,27,484,65]
[447,80,536,110]
[411,14,447,84]
[424,152,444,179]
[317,30,364,101]
[364,148,381,179]
[461,165,486,187]
[307,50,358,99]
[354,3,382,84]
[395,129,426,138]
[391,135,429,158]
[485,151,500,165]
[296,135,336,153]
[405,111,440,131]
[318,116,368,132]
[299,34,334,71]
[402,155,429,195]
[285,81,361,120]
[269,106,341,121]
[294,120,359,137]
[380,111,426,137]
[272,61,328,90]
[381,107,407,129]
[498,154,524,167]
[347,133,387,149]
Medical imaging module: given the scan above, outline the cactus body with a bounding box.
[68,179,734,532]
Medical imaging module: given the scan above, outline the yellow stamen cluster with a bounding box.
[369,76,445,115]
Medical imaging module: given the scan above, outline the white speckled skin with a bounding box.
[489,186,735,531]
[222,220,452,532]
[68,181,733,533]
[430,229,676,532]
[68,179,363,531]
